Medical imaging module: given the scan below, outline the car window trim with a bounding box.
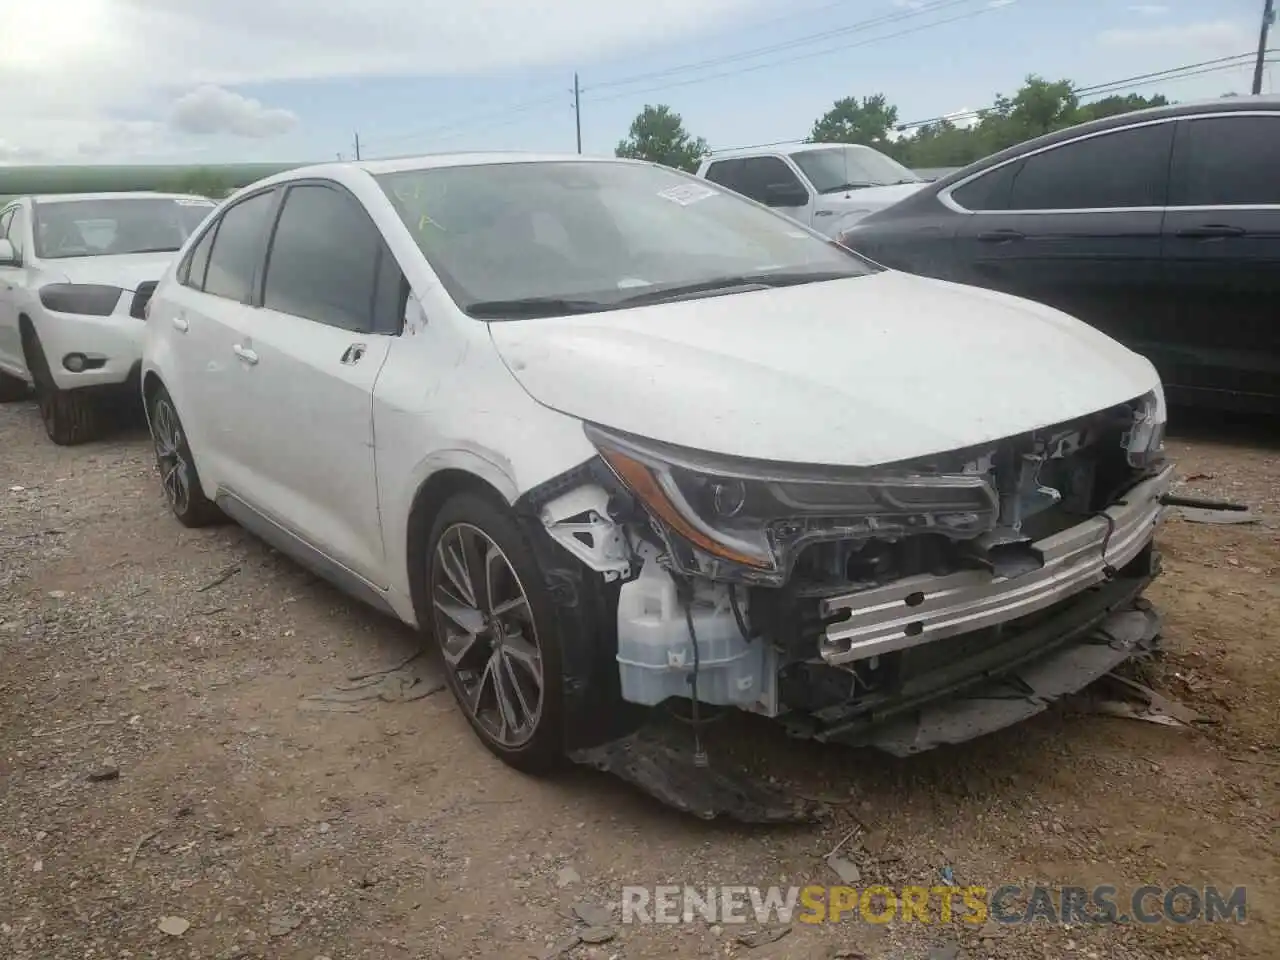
[259,177,407,335]
[178,215,219,289]
[939,114,1186,216]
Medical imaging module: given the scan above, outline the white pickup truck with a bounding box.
[695,142,928,238]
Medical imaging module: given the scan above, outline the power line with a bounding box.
[581,0,982,94]
[583,2,1006,107]
[361,93,566,154]
[895,52,1266,130]
[714,53,1275,153]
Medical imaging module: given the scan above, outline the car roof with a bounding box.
[29,191,215,204]
[927,94,1280,191]
[702,141,881,163]
[239,151,647,191]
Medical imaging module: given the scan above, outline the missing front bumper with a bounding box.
[818,464,1173,666]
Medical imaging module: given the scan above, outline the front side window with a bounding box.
[182,224,216,290]
[1006,122,1174,211]
[791,145,922,193]
[263,184,387,333]
[8,207,27,259]
[32,197,216,259]
[949,161,1021,212]
[703,160,741,190]
[1174,115,1280,206]
[376,160,875,318]
[0,208,14,241]
[203,191,276,303]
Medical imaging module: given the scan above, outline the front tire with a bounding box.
[147,385,221,527]
[425,494,567,773]
[27,337,100,445]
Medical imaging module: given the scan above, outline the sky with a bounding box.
[0,0,1270,166]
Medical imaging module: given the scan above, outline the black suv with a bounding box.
[840,96,1280,413]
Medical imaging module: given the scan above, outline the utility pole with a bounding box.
[353,131,362,161]
[573,73,582,154]
[1254,0,1275,95]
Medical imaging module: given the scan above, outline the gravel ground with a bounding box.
[1,400,1277,960]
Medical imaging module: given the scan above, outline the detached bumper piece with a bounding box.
[567,725,825,824]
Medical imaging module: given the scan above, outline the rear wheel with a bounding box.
[148,385,221,527]
[27,338,101,445]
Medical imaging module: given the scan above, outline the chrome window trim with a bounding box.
[938,109,1280,216]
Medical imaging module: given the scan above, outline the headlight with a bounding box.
[39,283,124,316]
[586,424,999,585]
[1124,385,1167,469]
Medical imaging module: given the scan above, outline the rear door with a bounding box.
[1161,111,1280,409]
[164,187,280,488]
[951,120,1174,349]
[228,180,406,585]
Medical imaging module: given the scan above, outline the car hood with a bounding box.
[45,252,178,292]
[487,270,1162,468]
[816,182,927,210]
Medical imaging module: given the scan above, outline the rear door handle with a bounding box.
[1175,224,1246,239]
[340,343,367,365]
[172,314,189,333]
[977,229,1025,243]
[232,343,258,365]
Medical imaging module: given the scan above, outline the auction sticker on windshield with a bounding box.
[657,184,717,206]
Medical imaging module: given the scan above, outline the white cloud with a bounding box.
[1128,3,1169,14]
[1098,20,1250,53]
[170,86,298,138]
[0,0,764,161]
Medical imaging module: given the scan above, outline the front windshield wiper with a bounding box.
[820,181,879,194]
[613,270,858,307]
[467,296,614,319]
[121,246,180,254]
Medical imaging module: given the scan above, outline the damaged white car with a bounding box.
[140,154,1173,775]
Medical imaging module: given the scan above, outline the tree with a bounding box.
[809,94,899,151]
[615,105,708,172]
[1077,93,1168,123]
[172,168,231,199]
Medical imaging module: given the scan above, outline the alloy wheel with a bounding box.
[430,522,544,747]
[151,399,191,515]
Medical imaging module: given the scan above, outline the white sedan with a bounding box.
[140,153,1173,772]
[0,192,216,443]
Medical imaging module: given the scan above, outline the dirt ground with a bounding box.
[1,401,1277,960]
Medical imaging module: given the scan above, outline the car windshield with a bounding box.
[33,197,215,259]
[791,146,922,193]
[376,160,877,318]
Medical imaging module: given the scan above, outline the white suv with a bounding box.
[0,192,216,443]
[141,154,1172,773]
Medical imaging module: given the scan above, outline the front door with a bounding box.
[952,121,1175,352]
[0,205,27,372]
[1160,112,1280,409]
[226,181,406,586]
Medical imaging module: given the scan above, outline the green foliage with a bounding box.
[170,167,232,199]
[809,94,900,153]
[886,76,1172,168]
[615,104,709,172]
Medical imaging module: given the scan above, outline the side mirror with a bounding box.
[0,238,17,267]
[762,182,809,207]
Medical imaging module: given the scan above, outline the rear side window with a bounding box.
[181,226,216,290]
[263,183,396,333]
[203,191,276,302]
[1174,115,1280,206]
[950,161,1021,212]
[1006,123,1174,211]
[735,156,805,205]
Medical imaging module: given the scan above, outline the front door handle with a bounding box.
[340,343,367,365]
[977,228,1025,243]
[1175,224,1246,240]
[232,343,258,365]
[172,314,189,333]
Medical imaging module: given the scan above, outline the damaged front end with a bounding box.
[529,390,1172,758]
